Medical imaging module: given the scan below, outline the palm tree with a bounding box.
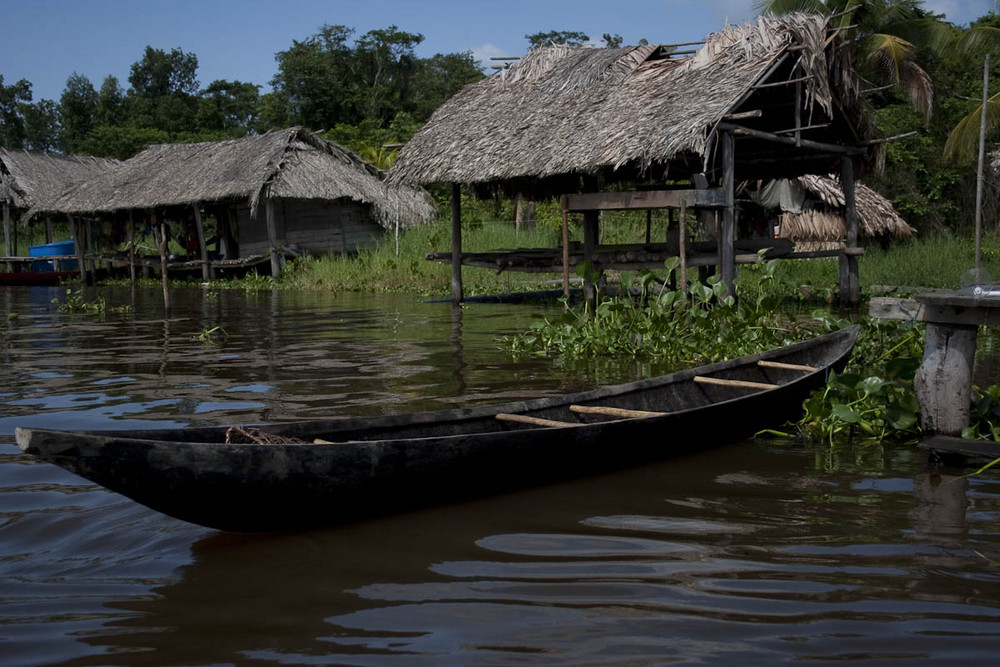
[944,11,1000,161]
[757,0,953,123]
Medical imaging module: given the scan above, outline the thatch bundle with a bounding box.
[0,149,118,213]
[391,13,870,192]
[35,128,436,230]
[775,174,914,242]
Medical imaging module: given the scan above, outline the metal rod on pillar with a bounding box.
[451,182,463,303]
[975,53,990,283]
[720,130,736,296]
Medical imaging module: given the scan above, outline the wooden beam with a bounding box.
[564,189,726,212]
[496,413,578,428]
[2,200,10,272]
[758,360,818,372]
[753,74,812,89]
[451,182,463,303]
[569,404,666,419]
[694,376,777,390]
[717,122,865,155]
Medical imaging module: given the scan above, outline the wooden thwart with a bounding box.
[757,360,818,372]
[694,376,777,390]
[570,404,666,419]
[496,413,579,428]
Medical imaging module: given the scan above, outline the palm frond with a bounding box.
[864,33,915,83]
[956,26,1000,57]
[755,0,829,16]
[944,92,1000,162]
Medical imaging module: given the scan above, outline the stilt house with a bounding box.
[34,128,436,279]
[390,13,884,304]
[0,149,118,257]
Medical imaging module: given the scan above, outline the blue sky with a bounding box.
[3,0,996,103]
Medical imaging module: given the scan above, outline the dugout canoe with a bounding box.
[16,325,858,531]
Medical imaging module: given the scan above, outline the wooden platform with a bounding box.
[919,436,1000,460]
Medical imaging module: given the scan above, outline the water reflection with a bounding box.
[25,443,1000,666]
[4,286,1000,665]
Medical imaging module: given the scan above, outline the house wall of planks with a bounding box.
[237,198,385,258]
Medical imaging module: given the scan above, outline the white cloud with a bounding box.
[700,0,759,25]
[470,42,511,71]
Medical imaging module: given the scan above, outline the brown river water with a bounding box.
[1,285,1000,666]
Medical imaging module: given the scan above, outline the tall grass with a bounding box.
[773,234,1000,294]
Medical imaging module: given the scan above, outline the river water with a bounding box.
[1,285,999,666]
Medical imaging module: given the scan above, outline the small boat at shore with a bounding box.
[17,326,858,531]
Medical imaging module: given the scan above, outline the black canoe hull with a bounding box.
[16,326,858,531]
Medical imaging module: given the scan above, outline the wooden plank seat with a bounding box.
[693,376,777,390]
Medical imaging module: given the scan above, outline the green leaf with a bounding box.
[831,403,861,423]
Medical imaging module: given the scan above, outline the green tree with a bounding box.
[943,12,1000,161]
[0,75,32,148]
[525,30,590,49]
[353,25,424,124]
[126,46,200,135]
[196,79,261,135]
[58,72,98,152]
[410,51,484,121]
[271,24,357,129]
[757,0,952,123]
[95,75,125,126]
[22,99,59,151]
[602,33,624,48]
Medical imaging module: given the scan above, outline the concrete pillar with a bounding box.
[914,322,978,435]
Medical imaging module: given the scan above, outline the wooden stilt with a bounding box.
[265,199,280,278]
[561,195,570,298]
[192,204,209,281]
[839,156,860,306]
[720,130,736,296]
[451,182,463,303]
[128,211,136,286]
[71,215,85,283]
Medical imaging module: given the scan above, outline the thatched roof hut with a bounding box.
[765,175,915,245]
[37,128,435,231]
[1,149,119,213]
[391,13,877,196]
[32,128,436,278]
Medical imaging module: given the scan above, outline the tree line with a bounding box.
[0,24,484,162]
[6,7,1000,233]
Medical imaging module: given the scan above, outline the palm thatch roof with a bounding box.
[390,13,874,196]
[0,149,119,212]
[36,128,436,230]
[770,174,914,242]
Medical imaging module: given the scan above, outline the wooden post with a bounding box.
[583,209,600,307]
[720,130,736,296]
[451,182,463,303]
[976,53,990,280]
[2,200,10,272]
[154,211,170,315]
[128,211,136,286]
[679,202,688,294]
[85,219,94,281]
[914,323,978,435]
[192,204,209,281]
[71,215,85,283]
[45,216,52,244]
[645,209,652,244]
[265,199,280,278]
[561,195,570,298]
[839,156,860,306]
